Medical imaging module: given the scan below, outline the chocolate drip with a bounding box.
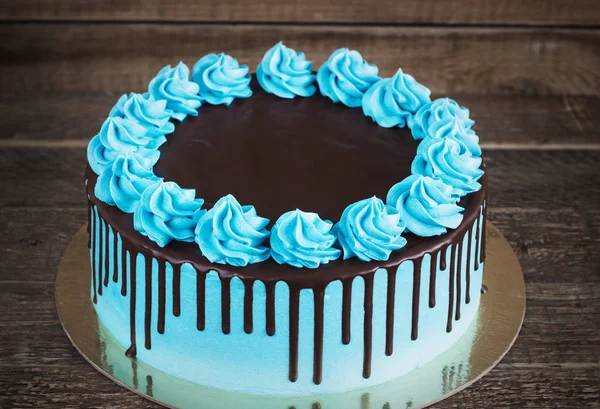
[455,237,463,321]
[446,245,456,333]
[221,277,232,335]
[196,271,206,331]
[411,259,422,341]
[244,279,255,334]
[91,207,97,304]
[341,278,353,345]
[87,201,91,249]
[363,273,374,379]
[144,256,152,350]
[481,284,488,294]
[121,239,127,296]
[157,261,166,335]
[289,287,300,382]
[125,251,137,357]
[481,201,487,263]
[385,269,396,355]
[429,252,437,308]
[104,222,110,287]
[97,218,103,296]
[265,281,276,336]
[440,246,448,271]
[466,225,473,304]
[313,288,325,385]
[172,264,181,317]
[112,230,119,283]
[474,214,480,271]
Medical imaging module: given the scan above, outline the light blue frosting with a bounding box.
[133,181,206,247]
[316,48,380,108]
[192,53,252,105]
[387,175,464,237]
[256,42,316,99]
[270,209,341,268]
[148,62,202,121]
[94,152,160,213]
[412,135,484,196]
[333,197,407,262]
[87,135,120,175]
[408,98,475,140]
[362,68,431,128]
[426,116,482,157]
[195,194,270,267]
[109,93,175,137]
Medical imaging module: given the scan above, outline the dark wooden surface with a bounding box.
[1,1,599,407]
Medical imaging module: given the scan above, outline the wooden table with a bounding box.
[1,1,599,407]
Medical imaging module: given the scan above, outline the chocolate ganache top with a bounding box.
[154,78,419,223]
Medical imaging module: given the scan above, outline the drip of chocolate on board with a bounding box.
[131,353,139,389]
[144,255,153,350]
[91,207,97,304]
[97,217,103,296]
[455,236,463,321]
[341,277,352,345]
[104,222,110,287]
[265,281,276,336]
[313,287,325,385]
[112,230,119,283]
[146,375,154,397]
[446,244,456,333]
[196,270,206,331]
[385,269,397,355]
[481,284,488,294]
[157,261,166,334]
[289,287,300,382]
[429,251,437,308]
[172,264,181,317]
[244,279,255,334]
[125,249,137,357]
[465,224,473,304]
[411,259,422,340]
[221,277,232,335]
[363,272,375,379]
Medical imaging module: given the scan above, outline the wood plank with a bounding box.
[1,24,599,96]
[1,0,599,26]
[2,93,600,146]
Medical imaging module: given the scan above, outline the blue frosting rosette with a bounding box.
[334,197,407,262]
[257,42,316,99]
[109,93,175,138]
[195,194,270,267]
[192,53,252,105]
[387,175,464,237]
[316,48,380,108]
[148,62,202,121]
[270,209,341,268]
[408,98,474,140]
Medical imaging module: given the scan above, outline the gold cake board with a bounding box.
[56,223,525,409]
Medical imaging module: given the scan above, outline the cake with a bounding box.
[85,43,487,395]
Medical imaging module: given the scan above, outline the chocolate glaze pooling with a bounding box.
[86,74,488,386]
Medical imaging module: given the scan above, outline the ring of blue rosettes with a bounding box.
[87,43,485,269]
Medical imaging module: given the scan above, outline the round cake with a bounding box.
[85,44,487,395]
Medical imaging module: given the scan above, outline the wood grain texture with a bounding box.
[1,24,599,96]
[1,0,599,25]
[2,93,600,146]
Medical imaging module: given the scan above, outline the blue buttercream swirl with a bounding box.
[133,181,206,247]
[316,48,380,108]
[408,98,475,140]
[333,197,407,262]
[195,194,270,267]
[87,116,162,175]
[412,135,484,196]
[426,116,481,157]
[387,175,464,237]
[109,93,175,137]
[192,53,252,105]
[270,209,341,268]
[257,42,316,99]
[362,68,431,128]
[95,152,160,213]
[148,62,202,121]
